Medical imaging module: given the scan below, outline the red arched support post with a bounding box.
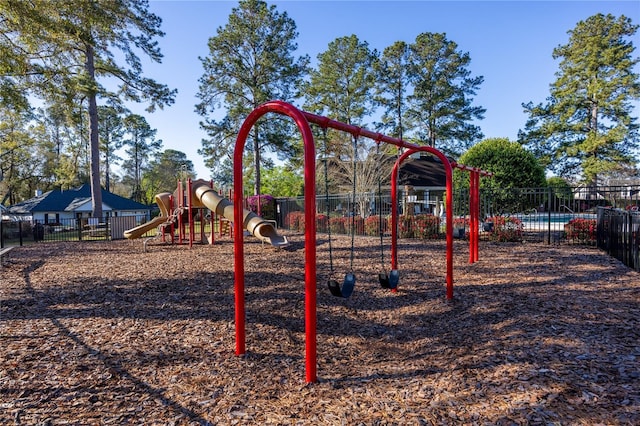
[391,148,455,300]
[233,101,318,383]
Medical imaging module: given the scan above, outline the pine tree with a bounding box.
[122,114,162,203]
[302,35,389,199]
[519,13,640,184]
[196,0,309,195]
[407,32,485,157]
[375,41,411,142]
[98,105,127,192]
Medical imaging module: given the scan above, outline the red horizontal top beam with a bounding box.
[451,162,494,177]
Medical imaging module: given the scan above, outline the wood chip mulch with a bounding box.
[1,233,639,425]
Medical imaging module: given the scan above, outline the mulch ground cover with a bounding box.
[1,233,638,425]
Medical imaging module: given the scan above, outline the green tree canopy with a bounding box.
[456,138,546,213]
[142,149,194,203]
[456,138,546,189]
[302,34,380,196]
[303,35,378,129]
[261,164,303,197]
[375,41,411,143]
[0,107,38,205]
[196,0,309,195]
[0,0,176,216]
[519,13,640,184]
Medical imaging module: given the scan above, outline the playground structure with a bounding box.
[232,100,490,383]
[124,178,288,248]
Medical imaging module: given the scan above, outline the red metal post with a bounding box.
[188,178,194,248]
[177,180,184,245]
[469,171,476,263]
[233,101,317,383]
[169,194,175,244]
[452,164,492,264]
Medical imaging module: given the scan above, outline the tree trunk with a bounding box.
[85,44,103,218]
[105,155,111,193]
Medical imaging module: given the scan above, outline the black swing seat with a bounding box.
[328,273,356,298]
[380,270,399,290]
[389,269,399,289]
[379,273,391,288]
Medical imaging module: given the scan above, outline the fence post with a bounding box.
[547,187,552,245]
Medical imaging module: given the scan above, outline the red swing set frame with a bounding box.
[233,100,490,383]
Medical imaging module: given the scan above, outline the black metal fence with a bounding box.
[0,215,151,248]
[3,186,639,264]
[455,185,638,244]
[596,207,640,271]
[276,185,639,246]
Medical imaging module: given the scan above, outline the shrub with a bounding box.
[246,194,276,220]
[364,215,387,236]
[396,215,415,239]
[329,217,347,234]
[285,211,305,232]
[352,216,364,236]
[316,214,329,233]
[485,215,523,242]
[564,218,596,243]
[414,214,441,239]
[453,217,470,228]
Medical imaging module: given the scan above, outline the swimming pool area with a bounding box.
[511,213,597,230]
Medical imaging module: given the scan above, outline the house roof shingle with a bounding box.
[7,184,150,214]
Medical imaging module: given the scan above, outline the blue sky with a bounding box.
[126,0,640,179]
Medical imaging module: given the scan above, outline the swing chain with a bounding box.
[349,134,358,273]
[322,127,335,277]
[376,141,385,268]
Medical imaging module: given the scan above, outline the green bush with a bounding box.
[455,138,547,213]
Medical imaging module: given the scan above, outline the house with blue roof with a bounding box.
[6,184,151,228]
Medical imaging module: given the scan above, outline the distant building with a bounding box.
[329,152,451,216]
[6,184,151,226]
[398,153,449,216]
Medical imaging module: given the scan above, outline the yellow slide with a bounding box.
[124,180,288,248]
[123,192,173,239]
